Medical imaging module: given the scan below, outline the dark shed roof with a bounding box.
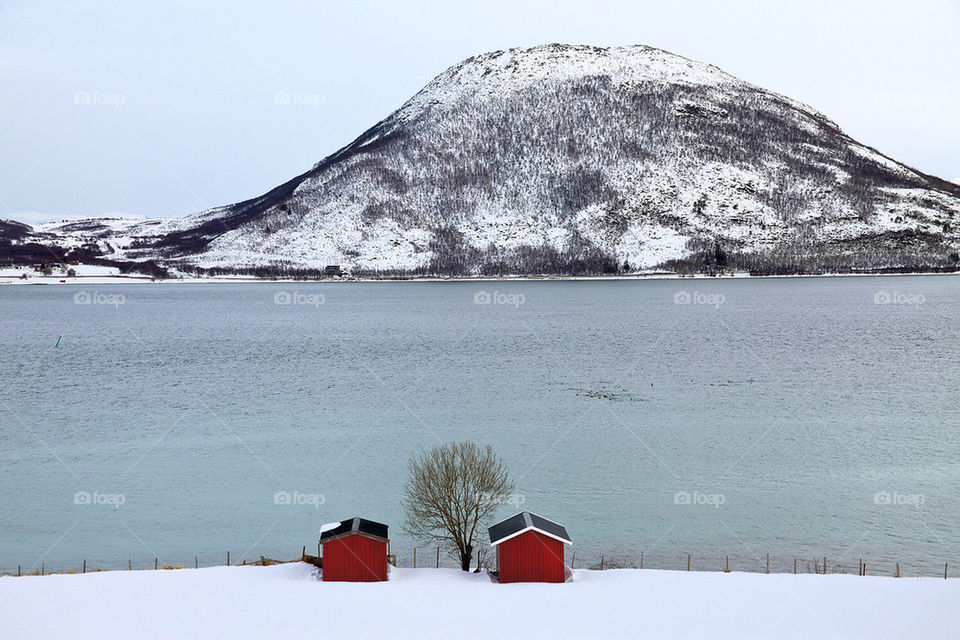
[320,517,389,544]
[488,511,571,546]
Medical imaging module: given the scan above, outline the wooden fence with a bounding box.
[3,549,952,580]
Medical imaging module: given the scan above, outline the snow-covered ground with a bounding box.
[1,564,956,639]
[0,265,274,285]
[0,264,130,286]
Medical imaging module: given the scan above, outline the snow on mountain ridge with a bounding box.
[169,43,960,274]
[6,43,959,276]
[395,44,841,137]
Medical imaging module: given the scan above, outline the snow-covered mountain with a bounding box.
[5,44,960,276]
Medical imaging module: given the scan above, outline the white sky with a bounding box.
[1,0,958,223]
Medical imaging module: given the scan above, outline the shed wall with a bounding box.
[496,530,565,583]
[322,534,388,582]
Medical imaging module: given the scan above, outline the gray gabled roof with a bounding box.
[488,511,572,546]
[319,517,389,544]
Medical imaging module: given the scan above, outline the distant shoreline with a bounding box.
[1,269,959,286]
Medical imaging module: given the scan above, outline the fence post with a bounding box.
[195,556,198,570]
[128,559,132,571]
[83,560,86,574]
[895,562,900,578]
[413,547,417,568]
[687,553,691,571]
[226,551,230,566]
[640,551,643,569]
[154,558,158,571]
[793,558,797,575]
[766,554,769,574]
[725,555,730,573]
[41,562,44,576]
[945,563,948,579]
[436,546,440,568]
[600,555,604,571]
[823,556,826,575]
[18,565,21,577]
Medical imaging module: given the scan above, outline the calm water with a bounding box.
[1,276,958,575]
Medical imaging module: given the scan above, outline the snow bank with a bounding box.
[1,564,956,639]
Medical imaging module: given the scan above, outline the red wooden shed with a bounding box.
[488,511,572,583]
[319,517,389,582]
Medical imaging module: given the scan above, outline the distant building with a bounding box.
[319,517,389,582]
[324,265,343,276]
[488,511,572,583]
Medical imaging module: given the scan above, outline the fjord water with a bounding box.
[1,276,957,575]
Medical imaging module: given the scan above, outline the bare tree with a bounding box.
[402,441,514,571]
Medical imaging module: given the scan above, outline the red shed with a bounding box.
[319,517,389,582]
[488,511,572,583]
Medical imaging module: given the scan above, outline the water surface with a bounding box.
[1,276,957,575]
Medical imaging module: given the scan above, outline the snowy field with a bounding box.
[0,264,137,286]
[3,265,956,286]
[1,564,957,639]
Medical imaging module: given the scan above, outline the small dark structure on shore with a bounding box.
[319,517,389,582]
[324,265,343,276]
[489,511,571,583]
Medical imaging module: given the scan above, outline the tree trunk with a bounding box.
[460,543,473,571]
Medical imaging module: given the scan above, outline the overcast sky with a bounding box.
[2,0,958,224]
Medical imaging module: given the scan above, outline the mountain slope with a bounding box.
[7,44,960,276]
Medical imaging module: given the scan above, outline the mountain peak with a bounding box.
[6,45,959,277]
[396,43,735,118]
[442,43,735,86]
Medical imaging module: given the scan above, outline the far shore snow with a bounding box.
[2,266,958,287]
[1,564,956,639]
